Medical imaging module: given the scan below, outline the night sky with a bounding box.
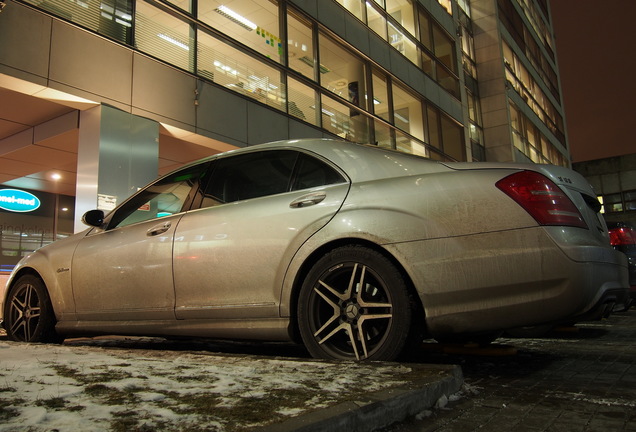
[550,0,636,163]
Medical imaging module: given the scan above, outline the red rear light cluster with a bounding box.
[496,170,587,229]
[608,227,636,246]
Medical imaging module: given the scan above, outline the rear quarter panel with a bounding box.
[280,168,536,311]
[280,167,625,336]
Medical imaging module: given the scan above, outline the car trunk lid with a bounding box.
[441,162,609,243]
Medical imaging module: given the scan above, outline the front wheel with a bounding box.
[4,275,61,343]
[297,246,413,361]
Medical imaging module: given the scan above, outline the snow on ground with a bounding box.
[0,335,423,432]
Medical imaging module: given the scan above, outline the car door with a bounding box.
[173,149,349,320]
[71,163,209,321]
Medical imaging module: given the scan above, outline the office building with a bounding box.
[0,0,568,270]
[574,154,636,225]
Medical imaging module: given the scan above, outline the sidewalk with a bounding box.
[0,333,463,432]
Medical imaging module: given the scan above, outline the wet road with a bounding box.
[384,308,636,431]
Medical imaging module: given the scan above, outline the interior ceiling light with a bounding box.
[394,113,410,123]
[215,5,257,31]
[158,33,189,51]
[298,56,331,74]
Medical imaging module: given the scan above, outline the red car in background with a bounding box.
[607,221,636,306]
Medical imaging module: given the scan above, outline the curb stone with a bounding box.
[259,364,463,432]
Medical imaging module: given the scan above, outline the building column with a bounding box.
[472,0,514,163]
[75,105,159,232]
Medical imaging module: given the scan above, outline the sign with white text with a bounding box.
[0,189,41,213]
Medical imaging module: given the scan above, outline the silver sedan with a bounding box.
[1,139,630,360]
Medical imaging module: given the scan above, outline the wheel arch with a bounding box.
[3,267,47,316]
[286,238,426,344]
[2,269,63,342]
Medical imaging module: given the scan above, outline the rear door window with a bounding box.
[201,150,297,207]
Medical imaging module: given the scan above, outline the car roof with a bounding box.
[198,138,450,183]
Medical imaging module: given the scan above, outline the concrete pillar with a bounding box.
[75,105,159,232]
[471,0,514,163]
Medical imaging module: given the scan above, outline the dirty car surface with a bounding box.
[1,139,630,360]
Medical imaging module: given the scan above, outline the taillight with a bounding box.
[608,227,636,246]
[496,170,587,228]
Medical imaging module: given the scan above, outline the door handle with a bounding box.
[147,221,172,236]
[289,191,327,208]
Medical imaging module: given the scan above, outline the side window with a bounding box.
[108,163,209,229]
[202,150,298,206]
[292,153,346,191]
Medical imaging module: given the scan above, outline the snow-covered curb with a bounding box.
[0,337,451,431]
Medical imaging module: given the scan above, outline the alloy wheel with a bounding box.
[308,262,394,360]
[8,282,42,342]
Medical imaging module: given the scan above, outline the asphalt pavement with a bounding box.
[382,308,636,432]
[1,309,634,431]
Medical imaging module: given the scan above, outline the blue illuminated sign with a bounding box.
[0,189,41,213]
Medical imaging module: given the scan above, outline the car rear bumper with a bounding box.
[388,226,630,338]
[572,287,631,320]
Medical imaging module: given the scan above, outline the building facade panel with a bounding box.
[0,4,51,83]
[196,82,250,144]
[49,20,134,106]
[131,53,197,128]
[247,103,291,145]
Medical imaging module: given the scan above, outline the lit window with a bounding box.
[320,94,370,144]
[318,34,368,112]
[367,3,388,39]
[334,0,364,20]
[199,0,282,64]
[437,0,452,15]
[603,194,623,213]
[287,11,315,80]
[288,78,319,126]
[136,1,193,71]
[386,0,415,36]
[197,30,285,111]
[372,70,390,122]
[392,83,424,141]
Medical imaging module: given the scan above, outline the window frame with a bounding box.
[195,149,348,209]
[105,161,211,230]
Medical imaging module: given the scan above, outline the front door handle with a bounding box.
[289,191,327,208]
[147,221,172,236]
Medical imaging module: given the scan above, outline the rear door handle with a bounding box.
[147,221,172,236]
[289,191,327,208]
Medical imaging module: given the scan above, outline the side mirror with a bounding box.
[82,209,105,227]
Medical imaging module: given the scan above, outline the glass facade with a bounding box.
[0,188,74,271]
[25,0,133,43]
[503,40,564,146]
[20,0,468,162]
[14,0,573,168]
[601,190,636,215]
[509,102,566,166]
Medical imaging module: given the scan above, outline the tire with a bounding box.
[4,275,61,343]
[297,245,413,361]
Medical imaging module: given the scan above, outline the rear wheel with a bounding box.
[4,275,61,343]
[298,246,413,361]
